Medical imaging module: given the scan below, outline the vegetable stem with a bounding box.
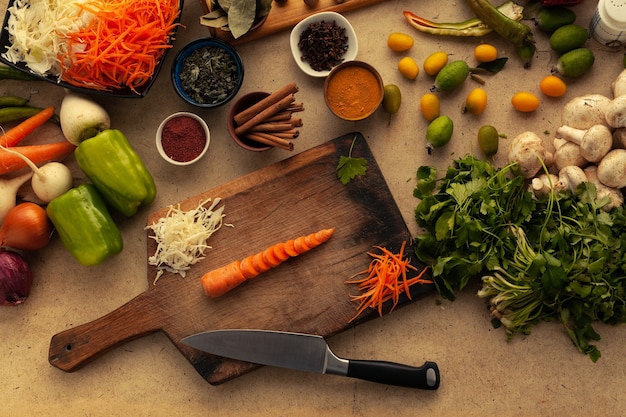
[464,0,536,67]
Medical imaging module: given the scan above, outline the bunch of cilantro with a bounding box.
[413,156,626,362]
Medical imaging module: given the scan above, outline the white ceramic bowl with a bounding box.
[289,11,358,78]
[156,112,210,166]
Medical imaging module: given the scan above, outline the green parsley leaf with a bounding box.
[337,136,368,185]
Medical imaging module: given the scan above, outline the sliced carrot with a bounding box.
[347,241,432,322]
[0,107,56,147]
[201,228,335,298]
[59,0,181,93]
[0,141,76,175]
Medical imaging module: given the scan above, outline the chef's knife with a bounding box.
[181,329,440,390]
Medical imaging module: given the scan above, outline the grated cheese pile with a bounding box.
[146,198,227,285]
[2,0,94,76]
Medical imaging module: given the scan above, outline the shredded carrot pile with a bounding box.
[59,0,181,92]
[346,241,431,322]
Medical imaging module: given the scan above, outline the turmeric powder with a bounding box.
[325,63,382,120]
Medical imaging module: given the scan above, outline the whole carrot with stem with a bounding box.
[0,141,76,175]
[0,106,56,147]
[201,228,335,298]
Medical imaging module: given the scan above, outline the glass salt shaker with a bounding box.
[590,0,626,47]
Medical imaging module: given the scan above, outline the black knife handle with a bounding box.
[346,360,440,390]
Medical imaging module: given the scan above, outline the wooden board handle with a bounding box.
[48,292,162,372]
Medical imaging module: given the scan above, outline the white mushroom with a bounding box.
[553,139,587,171]
[611,68,626,98]
[561,94,611,130]
[555,124,613,163]
[597,149,626,189]
[557,166,587,193]
[584,165,624,211]
[530,173,559,197]
[604,95,626,129]
[507,131,554,179]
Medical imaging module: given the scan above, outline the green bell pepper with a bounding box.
[47,184,123,266]
[75,129,156,217]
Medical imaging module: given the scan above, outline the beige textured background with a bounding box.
[2,0,625,416]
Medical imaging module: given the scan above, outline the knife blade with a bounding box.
[181,329,440,390]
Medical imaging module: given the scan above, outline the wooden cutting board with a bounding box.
[48,133,434,385]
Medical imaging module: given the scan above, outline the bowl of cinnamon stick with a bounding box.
[227,82,303,152]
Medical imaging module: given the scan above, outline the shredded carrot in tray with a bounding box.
[58,0,181,92]
[346,241,432,322]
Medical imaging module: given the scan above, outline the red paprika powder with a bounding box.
[160,115,207,162]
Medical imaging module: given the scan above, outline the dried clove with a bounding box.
[298,20,348,72]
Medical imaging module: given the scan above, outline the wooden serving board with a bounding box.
[48,133,434,385]
[202,0,386,45]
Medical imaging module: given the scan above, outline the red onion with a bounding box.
[0,250,33,306]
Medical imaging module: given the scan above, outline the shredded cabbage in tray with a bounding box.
[2,0,93,77]
[146,198,229,285]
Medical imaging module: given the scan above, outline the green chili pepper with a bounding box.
[75,129,157,217]
[47,184,123,266]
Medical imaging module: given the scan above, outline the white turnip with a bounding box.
[59,92,110,145]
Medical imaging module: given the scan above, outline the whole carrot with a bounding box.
[201,228,335,298]
[0,141,76,175]
[0,106,56,147]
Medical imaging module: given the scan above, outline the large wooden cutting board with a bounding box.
[48,133,434,385]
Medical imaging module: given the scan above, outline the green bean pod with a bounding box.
[0,96,29,108]
[0,106,58,125]
[0,65,40,81]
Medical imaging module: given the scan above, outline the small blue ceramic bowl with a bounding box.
[171,38,244,108]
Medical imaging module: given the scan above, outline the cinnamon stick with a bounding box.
[244,132,294,151]
[285,102,304,113]
[264,112,295,123]
[234,94,295,136]
[250,122,298,132]
[234,82,299,125]
[272,130,299,140]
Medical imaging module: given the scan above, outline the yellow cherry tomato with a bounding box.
[420,93,440,122]
[387,32,414,52]
[398,56,419,80]
[423,51,449,76]
[474,44,498,63]
[511,91,540,112]
[539,75,567,97]
[464,88,488,115]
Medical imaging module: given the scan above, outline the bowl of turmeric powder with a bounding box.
[323,61,384,121]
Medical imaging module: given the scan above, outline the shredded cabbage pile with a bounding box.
[146,198,228,285]
[2,0,93,76]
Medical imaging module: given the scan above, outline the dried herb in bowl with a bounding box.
[298,20,348,72]
[178,46,239,105]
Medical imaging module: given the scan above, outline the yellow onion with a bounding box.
[0,202,52,251]
[0,249,33,306]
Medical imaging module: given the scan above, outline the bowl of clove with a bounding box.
[171,38,244,108]
[290,11,358,78]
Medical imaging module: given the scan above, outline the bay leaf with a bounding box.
[228,0,256,39]
[217,0,233,13]
[200,10,229,28]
